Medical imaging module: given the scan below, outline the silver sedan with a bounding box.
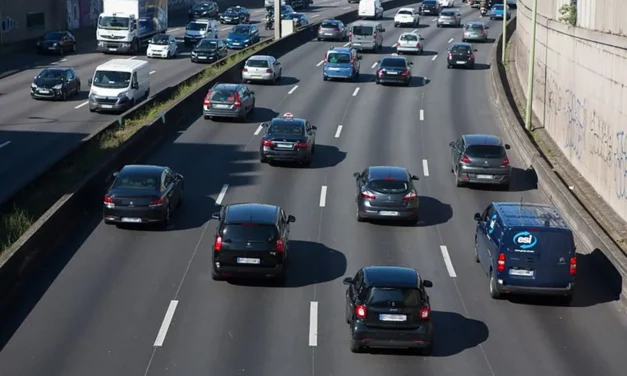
[242,55,283,84]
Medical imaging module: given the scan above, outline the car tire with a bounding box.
[104,219,114,225]
[489,271,502,299]
[356,209,365,222]
[408,215,419,224]
[61,89,67,101]
[455,175,464,187]
[375,79,380,85]
[447,64,452,69]
[502,182,510,191]
[160,205,171,230]
[260,154,268,163]
[462,38,466,42]
[317,37,321,41]
[350,341,362,353]
[212,269,224,281]
[437,24,441,27]
[561,294,573,306]
[474,239,480,263]
[420,342,434,356]
[89,107,96,113]
[72,43,77,53]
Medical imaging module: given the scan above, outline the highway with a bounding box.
[2,2,627,376]
[0,0,350,205]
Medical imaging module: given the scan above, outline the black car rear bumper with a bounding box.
[204,108,246,119]
[495,281,575,296]
[447,59,475,68]
[261,149,309,162]
[376,76,410,85]
[213,264,285,279]
[457,171,510,185]
[352,321,434,349]
[103,207,166,224]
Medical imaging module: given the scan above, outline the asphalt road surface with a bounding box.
[2,2,627,376]
[0,0,350,205]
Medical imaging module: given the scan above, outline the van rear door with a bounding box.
[503,228,574,288]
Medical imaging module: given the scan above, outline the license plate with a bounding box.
[324,32,332,35]
[214,104,229,109]
[252,75,263,78]
[39,89,50,93]
[49,47,57,50]
[121,217,141,223]
[379,211,399,216]
[329,67,340,71]
[379,314,407,322]
[232,42,240,45]
[198,56,207,59]
[108,48,117,51]
[388,71,398,75]
[477,174,493,179]
[276,143,293,149]
[237,257,260,264]
[509,269,534,277]
[456,61,466,64]
[101,104,113,108]
[352,43,361,46]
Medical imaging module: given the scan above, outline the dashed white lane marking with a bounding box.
[311,14,320,18]
[216,184,229,205]
[352,87,360,96]
[390,43,397,48]
[440,245,457,278]
[309,301,319,346]
[169,27,180,32]
[319,186,327,207]
[128,56,137,60]
[422,159,430,177]
[60,58,68,62]
[342,6,352,9]
[153,300,179,347]
[432,54,438,61]
[75,101,89,109]
[371,62,377,69]
[254,124,264,135]
[432,18,437,21]
[50,61,58,65]
[149,70,156,75]
[316,60,324,67]
[343,42,350,47]
[448,37,454,43]
[220,27,232,31]
[420,109,424,121]
[0,141,11,149]
[288,85,298,94]
[335,125,343,138]
[411,28,419,33]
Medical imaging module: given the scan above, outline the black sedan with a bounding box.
[220,6,251,24]
[36,31,76,54]
[31,67,81,100]
[191,38,228,63]
[259,113,317,166]
[375,56,413,86]
[189,1,219,20]
[103,165,184,229]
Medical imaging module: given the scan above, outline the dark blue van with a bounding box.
[473,202,576,303]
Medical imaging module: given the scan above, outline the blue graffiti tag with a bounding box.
[615,131,627,200]
[488,214,497,234]
[1,17,19,33]
[513,231,537,249]
[563,89,585,160]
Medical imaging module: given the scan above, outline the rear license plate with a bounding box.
[276,143,293,149]
[39,89,50,93]
[237,257,260,264]
[121,217,141,223]
[387,71,398,75]
[198,56,207,59]
[324,32,332,35]
[456,61,466,64]
[329,67,340,71]
[477,174,493,179]
[352,43,361,46]
[214,104,229,109]
[108,48,117,51]
[101,104,113,108]
[509,269,534,277]
[379,211,399,216]
[379,314,407,322]
[252,75,263,78]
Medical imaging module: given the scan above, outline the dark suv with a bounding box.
[419,0,440,15]
[343,266,435,354]
[449,134,512,189]
[211,203,295,283]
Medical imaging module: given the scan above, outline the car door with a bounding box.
[65,70,76,93]
[161,170,175,207]
[346,270,364,321]
[272,58,282,75]
[355,168,369,201]
[168,35,177,54]
[252,25,260,41]
[450,137,462,171]
[239,86,251,110]
[169,169,183,206]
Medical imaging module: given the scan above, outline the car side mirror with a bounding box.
[353,172,360,178]
[88,78,93,86]
[357,55,362,60]
[288,215,296,223]
[411,175,419,180]
[504,144,511,150]
[423,280,433,288]
[311,125,317,130]
[409,62,414,65]
[343,277,353,285]
[112,171,119,178]
[474,49,478,52]
[261,122,269,127]
[449,141,455,147]
[474,212,481,221]
[211,212,221,220]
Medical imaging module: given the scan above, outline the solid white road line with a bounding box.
[342,6,352,9]
[419,109,424,121]
[154,300,179,347]
[422,159,430,177]
[60,58,68,62]
[343,42,350,47]
[319,186,327,207]
[440,245,457,278]
[0,141,11,149]
[216,184,229,205]
[50,62,58,65]
[128,56,137,60]
[335,125,343,138]
[412,28,419,33]
[352,87,360,96]
[288,85,298,94]
[254,124,264,135]
[311,14,319,18]
[309,301,319,346]
[432,54,438,61]
[75,101,89,109]
[432,18,437,21]
[149,70,156,75]
[448,37,454,43]
[220,27,232,31]
[316,60,324,67]
[370,62,377,69]
[169,27,180,32]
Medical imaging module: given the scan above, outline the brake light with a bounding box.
[403,191,417,202]
[203,90,212,106]
[501,156,510,166]
[419,306,430,320]
[243,68,248,72]
[348,31,352,39]
[214,236,222,251]
[276,238,285,253]
[104,195,113,204]
[361,191,376,200]
[295,141,308,149]
[401,70,409,76]
[150,197,163,207]
[262,140,273,147]
[372,32,377,40]
[355,305,367,319]
[448,52,453,59]
[377,69,383,76]
[460,154,471,164]
[266,68,273,73]
[233,92,242,108]
[497,253,506,272]
[569,256,577,276]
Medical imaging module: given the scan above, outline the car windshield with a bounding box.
[43,32,64,41]
[187,22,207,31]
[381,58,406,68]
[232,26,250,34]
[222,224,278,241]
[352,25,373,35]
[400,34,418,41]
[424,1,437,5]
[113,174,159,190]
[98,16,130,29]
[246,59,269,67]
[467,24,484,30]
[150,35,169,45]
[493,4,503,9]
[268,123,305,136]
[326,53,351,64]
[397,10,413,15]
[366,287,422,308]
[92,70,131,89]
[321,21,339,28]
[197,40,218,49]
[225,7,240,14]
[368,179,409,193]
[210,89,236,103]
[465,145,506,158]
[38,69,65,80]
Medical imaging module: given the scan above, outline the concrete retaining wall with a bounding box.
[577,0,627,36]
[513,0,627,223]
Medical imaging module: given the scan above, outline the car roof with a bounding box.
[224,203,279,224]
[328,47,352,53]
[363,266,419,288]
[466,22,485,26]
[192,18,214,23]
[96,58,147,72]
[248,55,272,60]
[352,20,380,26]
[212,83,244,90]
[322,18,340,22]
[463,134,503,146]
[367,166,410,180]
[119,164,166,176]
[492,202,571,230]
[382,56,408,62]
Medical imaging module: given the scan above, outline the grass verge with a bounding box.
[0,40,272,256]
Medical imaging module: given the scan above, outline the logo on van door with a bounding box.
[513,231,537,249]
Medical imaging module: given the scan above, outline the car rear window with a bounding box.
[465,145,506,158]
[493,4,504,9]
[451,45,471,54]
[246,59,269,68]
[400,34,418,41]
[210,89,236,102]
[326,52,351,64]
[113,175,159,190]
[397,10,413,15]
[505,230,574,255]
[368,179,409,193]
[441,11,455,16]
[366,287,422,308]
[467,24,484,30]
[268,124,304,136]
[381,58,406,68]
[222,224,278,241]
[352,26,373,35]
[321,21,339,28]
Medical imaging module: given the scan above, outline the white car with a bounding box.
[146,34,178,59]
[394,8,419,27]
[242,55,282,84]
[438,0,455,7]
[395,32,424,54]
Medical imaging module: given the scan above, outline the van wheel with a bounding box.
[473,240,480,262]
[489,271,502,299]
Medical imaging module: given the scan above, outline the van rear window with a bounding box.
[352,26,373,36]
[506,230,574,254]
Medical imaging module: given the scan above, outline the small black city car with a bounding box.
[36,31,77,54]
[189,1,219,20]
[446,43,478,69]
[103,165,184,229]
[344,266,434,354]
[259,112,317,166]
[191,38,228,63]
[211,203,296,283]
[31,67,81,100]
[219,6,251,24]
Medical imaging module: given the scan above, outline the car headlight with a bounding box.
[118,93,129,101]
[53,42,58,47]
[31,83,37,88]
[53,84,63,90]
[191,51,197,56]
[243,39,250,43]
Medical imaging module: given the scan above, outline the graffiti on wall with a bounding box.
[563,89,585,160]
[616,131,627,200]
[1,16,18,33]
[78,0,102,27]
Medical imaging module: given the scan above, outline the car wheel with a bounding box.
[375,79,380,84]
[104,219,114,225]
[356,209,365,222]
[160,205,171,230]
[345,302,351,323]
[260,153,268,163]
[447,64,452,69]
[420,342,434,356]
[61,89,67,101]
[462,38,466,42]
[317,37,321,41]
[212,269,224,281]
[89,107,96,113]
[489,271,502,299]
[350,341,362,353]
[72,43,77,53]
[455,173,464,187]
[474,240,480,262]
[437,24,441,27]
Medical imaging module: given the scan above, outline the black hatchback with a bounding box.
[189,1,219,20]
[36,31,77,54]
[447,43,478,69]
[259,113,317,166]
[344,266,435,354]
[31,67,81,100]
[211,203,296,283]
[191,38,228,63]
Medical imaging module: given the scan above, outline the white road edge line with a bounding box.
[422,159,430,177]
[431,18,437,22]
[309,301,319,346]
[440,245,457,278]
[432,54,438,61]
[149,70,156,75]
[448,37,454,43]
[216,184,229,205]
[352,87,360,96]
[319,186,327,207]
[169,27,180,32]
[316,60,324,67]
[74,101,89,109]
[411,28,419,33]
[154,300,179,347]
[419,109,424,121]
[0,141,11,149]
[342,6,352,9]
[335,125,343,138]
[220,27,232,31]
[288,85,298,94]
[371,62,377,68]
[254,124,264,135]
[60,58,68,62]
[311,14,319,18]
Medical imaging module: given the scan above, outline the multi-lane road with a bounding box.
[2,2,627,376]
[0,0,346,204]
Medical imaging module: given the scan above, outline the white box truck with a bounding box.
[97,0,168,54]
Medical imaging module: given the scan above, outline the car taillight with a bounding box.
[401,70,409,76]
[416,42,421,48]
[355,305,367,319]
[348,32,352,39]
[203,90,212,106]
[295,141,308,148]
[150,197,163,207]
[266,68,273,73]
[104,195,113,204]
[501,156,510,166]
[243,68,248,72]
[403,191,417,202]
[372,32,377,39]
[214,236,222,251]
[377,69,383,76]
[361,190,376,200]
[460,154,471,164]
[497,253,506,272]
[262,140,273,146]
[482,30,487,35]
[448,52,453,59]
[569,256,577,276]
[233,92,242,108]
[276,238,285,253]
[419,306,430,320]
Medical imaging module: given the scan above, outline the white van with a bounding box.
[88,59,150,113]
[184,18,219,47]
[358,0,384,19]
